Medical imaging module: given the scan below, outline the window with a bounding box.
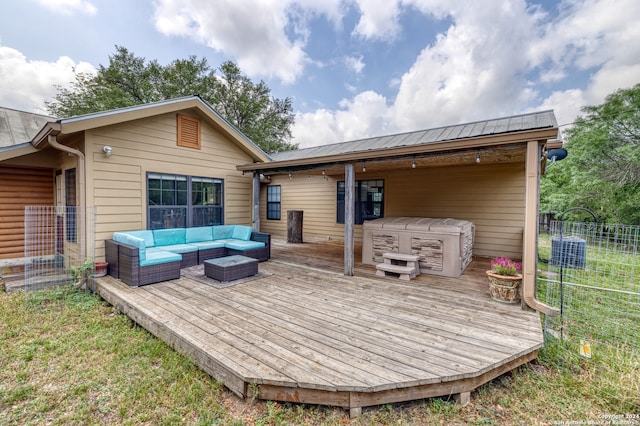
[147,173,223,229]
[337,179,384,225]
[177,114,201,149]
[65,168,77,242]
[266,185,281,220]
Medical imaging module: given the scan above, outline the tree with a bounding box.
[45,46,297,153]
[541,83,640,224]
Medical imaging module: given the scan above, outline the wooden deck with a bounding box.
[95,238,544,415]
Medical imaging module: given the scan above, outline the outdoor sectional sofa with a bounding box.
[105,225,270,287]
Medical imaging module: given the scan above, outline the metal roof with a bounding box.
[0,107,54,148]
[272,110,557,162]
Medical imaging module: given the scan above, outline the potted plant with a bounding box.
[94,261,109,277]
[486,256,522,303]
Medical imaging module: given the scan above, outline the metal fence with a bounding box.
[538,220,639,405]
[23,206,96,294]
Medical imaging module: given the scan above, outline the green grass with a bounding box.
[1,284,638,425]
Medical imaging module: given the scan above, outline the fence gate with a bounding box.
[23,206,96,292]
[538,220,639,406]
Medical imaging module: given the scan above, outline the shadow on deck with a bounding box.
[95,238,544,416]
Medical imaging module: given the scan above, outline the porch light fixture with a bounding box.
[475,150,481,163]
[288,171,292,180]
[362,161,366,172]
[412,157,416,169]
[102,145,112,157]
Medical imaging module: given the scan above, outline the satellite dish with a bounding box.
[547,148,568,161]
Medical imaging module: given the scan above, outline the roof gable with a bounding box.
[32,96,270,162]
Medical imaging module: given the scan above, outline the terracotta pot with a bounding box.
[486,270,522,304]
[94,261,109,277]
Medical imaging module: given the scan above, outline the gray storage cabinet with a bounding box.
[362,217,475,278]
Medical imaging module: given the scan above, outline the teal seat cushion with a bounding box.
[231,225,252,241]
[140,251,182,267]
[186,226,213,243]
[213,225,235,240]
[124,230,155,247]
[224,240,265,251]
[153,228,186,246]
[147,244,198,254]
[113,232,147,262]
[188,240,226,249]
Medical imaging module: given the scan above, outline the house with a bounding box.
[0,96,268,272]
[0,97,559,314]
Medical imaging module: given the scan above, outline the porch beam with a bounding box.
[344,163,355,276]
[252,172,260,231]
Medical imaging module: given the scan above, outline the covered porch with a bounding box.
[95,237,544,416]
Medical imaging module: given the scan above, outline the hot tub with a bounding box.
[362,217,475,278]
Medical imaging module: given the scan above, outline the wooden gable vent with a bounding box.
[177,114,201,149]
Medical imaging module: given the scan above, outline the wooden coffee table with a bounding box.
[203,255,258,282]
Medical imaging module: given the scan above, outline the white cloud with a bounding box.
[293,0,640,146]
[0,46,96,114]
[34,0,97,15]
[352,0,402,40]
[345,55,365,74]
[153,0,345,84]
[293,91,392,147]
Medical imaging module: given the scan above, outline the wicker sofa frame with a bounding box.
[105,231,270,287]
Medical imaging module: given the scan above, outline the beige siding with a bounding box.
[260,174,348,241]
[260,163,525,259]
[85,112,254,260]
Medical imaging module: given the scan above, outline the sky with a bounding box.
[1,0,639,149]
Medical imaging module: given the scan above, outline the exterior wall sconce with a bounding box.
[103,145,113,157]
[475,150,481,163]
[412,157,416,169]
[362,161,366,172]
[288,171,292,180]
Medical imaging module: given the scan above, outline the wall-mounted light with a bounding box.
[475,150,481,163]
[102,145,112,157]
[288,171,292,180]
[412,157,416,169]
[362,161,366,172]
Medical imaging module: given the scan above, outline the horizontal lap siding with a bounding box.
[0,166,54,259]
[384,163,525,259]
[260,175,349,241]
[86,113,254,260]
[261,163,525,259]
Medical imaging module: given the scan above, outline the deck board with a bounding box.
[96,238,544,410]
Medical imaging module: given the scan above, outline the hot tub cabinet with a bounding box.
[362,217,475,278]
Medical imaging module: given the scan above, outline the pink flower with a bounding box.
[490,256,522,276]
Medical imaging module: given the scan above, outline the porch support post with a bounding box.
[344,163,355,276]
[522,140,559,315]
[252,172,260,231]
